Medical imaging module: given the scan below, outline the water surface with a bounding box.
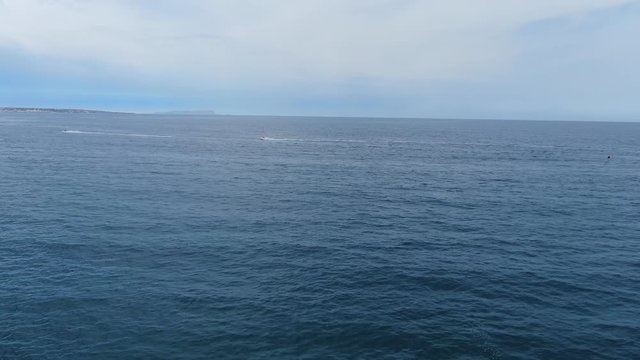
[1,113,639,359]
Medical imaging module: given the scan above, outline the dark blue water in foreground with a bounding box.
[1,113,639,359]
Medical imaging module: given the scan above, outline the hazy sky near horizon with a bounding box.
[0,0,638,119]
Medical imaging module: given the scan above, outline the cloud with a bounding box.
[0,0,638,119]
[0,0,631,86]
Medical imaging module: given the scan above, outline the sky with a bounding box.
[0,0,638,120]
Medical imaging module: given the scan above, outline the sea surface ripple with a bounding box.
[1,113,639,359]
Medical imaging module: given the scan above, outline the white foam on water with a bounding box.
[63,130,94,134]
[260,136,363,143]
[260,137,299,141]
[62,130,171,138]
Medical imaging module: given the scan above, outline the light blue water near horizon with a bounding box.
[1,113,639,359]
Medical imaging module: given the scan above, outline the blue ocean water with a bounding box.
[1,113,639,359]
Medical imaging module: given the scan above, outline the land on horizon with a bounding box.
[0,107,130,114]
[0,107,225,116]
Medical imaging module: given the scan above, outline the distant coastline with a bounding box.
[0,107,221,116]
[0,107,130,114]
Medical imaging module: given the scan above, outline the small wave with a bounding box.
[260,136,363,143]
[62,130,171,138]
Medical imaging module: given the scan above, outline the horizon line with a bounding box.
[1,106,638,124]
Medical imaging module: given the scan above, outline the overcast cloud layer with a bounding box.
[0,0,638,119]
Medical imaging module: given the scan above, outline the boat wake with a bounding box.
[260,136,363,143]
[62,130,171,138]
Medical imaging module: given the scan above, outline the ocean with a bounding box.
[1,113,639,359]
